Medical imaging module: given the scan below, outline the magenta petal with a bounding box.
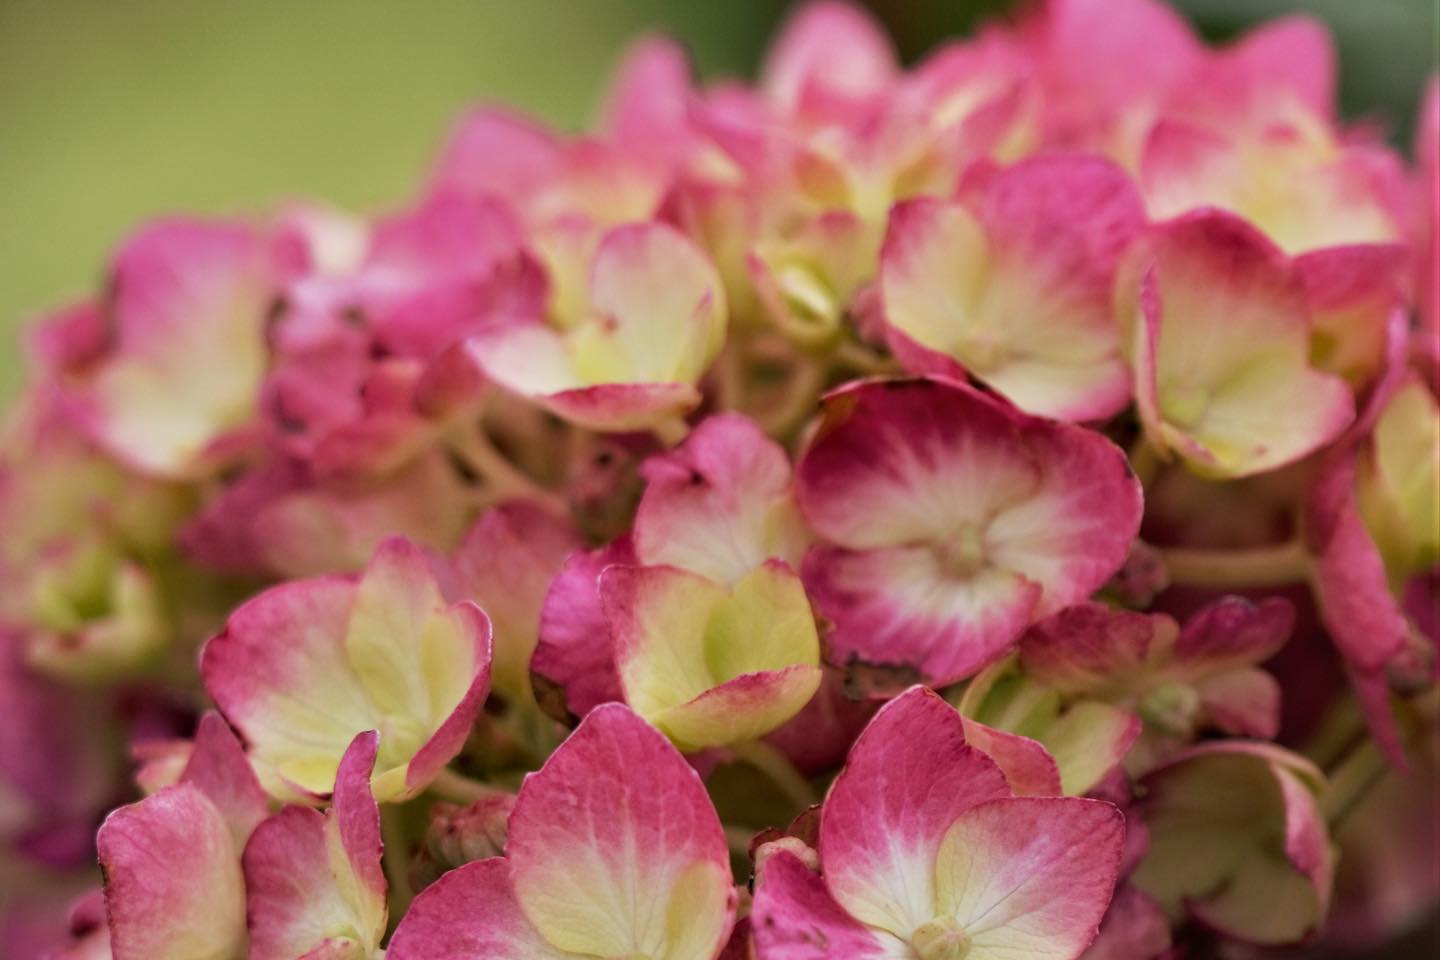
[180,711,269,846]
[532,537,634,720]
[98,784,247,960]
[751,850,908,959]
[388,858,568,960]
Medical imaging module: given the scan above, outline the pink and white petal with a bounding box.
[762,669,879,777]
[804,544,1040,689]
[532,538,634,721]
[98,784,247,960]
[634,413,807,585]
[1304,451,1410,673]
[964,155,1145,421]
[400,600,492,799]
[507,704,735,959]
[464,324,586,403]
[451,502,580,701]
[960,718,1063,797]
[1130,211,1354,476]
[760,1,897,113]
[751,850,913,960]
[542,381,704,433]
[1019,603,1167,697]
[983,421,1143,617]
[659,665,823,752]
[1214,15,1335,119]
[244,733,386,960]
[85,220,275,478]
[388,858,571,960]
[201,576,376,797]
[580,222,726,386]
[599,37,694,173]
[796,378,1038,550]
[1193,667,1281,738]
[179,711,270,845]
[604,563,729,720]
[430,107,566,207]
[934,797,1124,960]
[332,732,387,937]
[819,687,1010,939]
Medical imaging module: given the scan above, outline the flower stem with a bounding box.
[448,424,568,515]
[429,767,506,805]
[381,805,415,917]
[1127,437,1163,489]
[1156,539,1310,588]
[1321,737,1389,827]
[731,740,818,812]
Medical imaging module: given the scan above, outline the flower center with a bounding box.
[913,917,972,960]
[936,524,987,579]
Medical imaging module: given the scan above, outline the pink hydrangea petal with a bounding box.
[430,107,566,206]
[634,412,807,585]
[180,712,269,846]
[1078,884,1171,960]
[532,537,633,721]
[387,858,570,960]
[1193,667,1281,738]
[804,544,1041,688]
[796,378,1141,687]
[1294,243,1408,386]
[599,37,694,173]
[882,156,1143,421]
[244,732,387,960]
[819,687,1010,938]
[751,850,912,959]
[1020,602,1168,696]
[97,783,247,960]
[760,1,897,114]
[959,717,1063,797]
[934,797,1124,959]
[450,501,580,702]
[1129,210,1355,476]
[507,703,736,959]
[1173,595,1294,672]
[82,220,277,478]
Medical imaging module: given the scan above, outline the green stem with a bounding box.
[1157,539,1310,588]
[381,805,414,917]
[757,357,824,439]
[724,825,757,860]
[1320,738,1389,827]
[428,767,506,805]
[731,740,818,812]
[448,425,568,515]
[831,339,896,375]
[1127,437,1163,489]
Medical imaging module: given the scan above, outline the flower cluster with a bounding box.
[2,1,1436,958]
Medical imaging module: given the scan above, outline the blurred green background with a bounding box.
[0,0,1432,399]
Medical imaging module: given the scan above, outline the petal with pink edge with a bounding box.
[751,850,912,960]
[506,703,736,959]
[387,858,570,960]
[1132,743,1333,946]
[882,157,1144,421]
[760,1,897,114]
[634,413,808,586]
[201,537,492,801]
[97,783,246,960]
[960,717,1063,797]
[796,378,1141,687]
[603,561,821,750]
[932,797,1124,960]
[181,712,269,846]
[819,687,1010,938]
[244,732,387,960]
[1127,210,1354,477]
